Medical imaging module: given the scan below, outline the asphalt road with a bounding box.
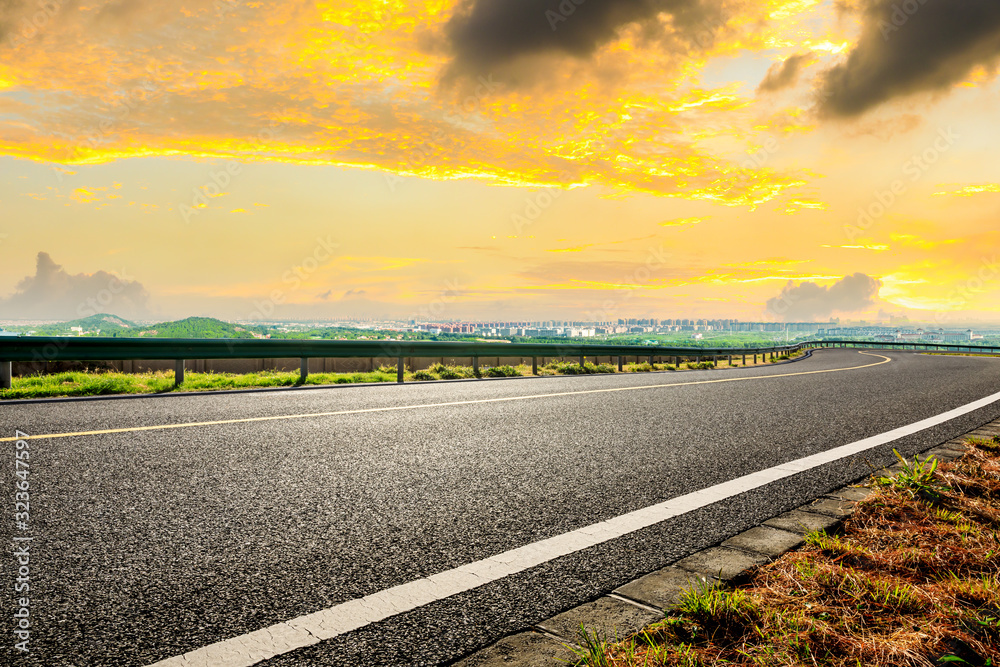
[3,349,1000,666]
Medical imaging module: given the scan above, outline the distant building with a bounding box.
[567,327,596,338]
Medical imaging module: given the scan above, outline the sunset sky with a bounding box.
[1,0,999,323]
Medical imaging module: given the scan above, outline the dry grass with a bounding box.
[571,439,1000,666]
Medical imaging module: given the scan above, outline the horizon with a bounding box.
[3,312,1000,332]
[2,2,1000,324]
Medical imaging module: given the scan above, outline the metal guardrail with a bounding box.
[809,340,1000,354]
[0,336,806,388]
[0,336,997,389]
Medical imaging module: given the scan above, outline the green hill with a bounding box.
[69,313,138,332]
[135,317,266,339]
[4,313,138,336]
[4,315,270,339]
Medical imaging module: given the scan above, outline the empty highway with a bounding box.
[3,349,1000,666]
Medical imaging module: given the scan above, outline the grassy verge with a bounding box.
[0,369,400,400]
[570,438,1000,666]
[923,353,1000,359]
[0,350,809,400]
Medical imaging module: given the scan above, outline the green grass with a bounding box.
[545,361,616,375]
[873,448,943,500]
[482,364,523,377]
[0,369,398,400]
[2,349,809,400]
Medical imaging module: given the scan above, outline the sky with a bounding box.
[1,0,999,324]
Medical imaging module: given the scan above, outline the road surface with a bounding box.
[3,349,1000,666]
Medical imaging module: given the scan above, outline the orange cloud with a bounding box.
[933,184,1000,197]
[0,0,826,208]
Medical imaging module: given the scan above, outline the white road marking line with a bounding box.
[146,361,1000,667]
[2,353,891,443]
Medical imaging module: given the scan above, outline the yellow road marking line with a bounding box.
[1,352,892,442]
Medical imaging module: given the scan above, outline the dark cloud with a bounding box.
[757,52,813,93]
[0,252,151,320]
[819,0,1000,117]
[445,0,724,77]
[766,272,881,321]
[0,0,27,41]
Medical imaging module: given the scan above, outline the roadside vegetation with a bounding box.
[0,350,808,400]
[923,352,1000,359]
[0,369,402,399]
[567,438,1000,667]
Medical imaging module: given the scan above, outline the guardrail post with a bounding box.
[617,356,623,372]
[397,356,404,383]
[473,356,479,376]
[648,354,654,366]
[742,354,746,366]
[1,361,10,389]
[753,353,758,364]
[532,357,538,375]
[300,357,309,383]
[175,359,185,386]
[580,355,585,369]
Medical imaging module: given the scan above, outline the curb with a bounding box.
[449,417,1000,666]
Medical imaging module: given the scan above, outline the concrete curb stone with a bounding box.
[673,546,771,582]
[535,596,663,645]
[762,509,842,535]
[613,567,719,610]
[721,526,805,558]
